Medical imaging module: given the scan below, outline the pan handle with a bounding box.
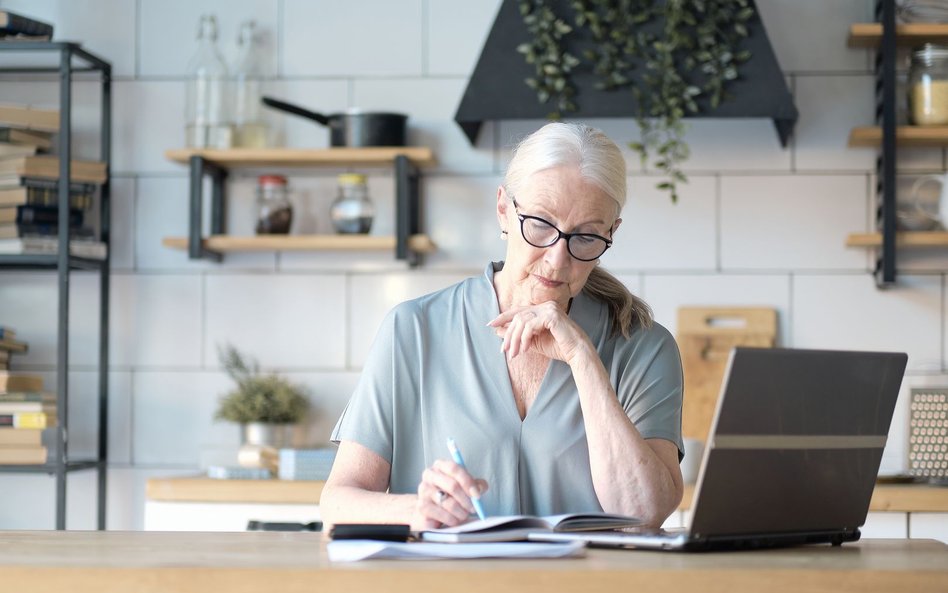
[261,96,330,126]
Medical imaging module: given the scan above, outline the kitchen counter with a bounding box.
[146,476,948,512]
[0,531,943,593]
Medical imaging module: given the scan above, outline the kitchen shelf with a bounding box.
[0,41,111,530]
[165,147,436,266]
[161,234,436,253]
[846,231,948,247]
[848,22,948,47]
[849,126,948,147]
[164,147,435,168]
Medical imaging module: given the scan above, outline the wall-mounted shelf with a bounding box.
[846,1,925,287]
[849,126,948,147]
[161,234,436,253]
[164,147,436,266]
[846,231,948,248]
[848,22,948,47]
[164,147,436,168]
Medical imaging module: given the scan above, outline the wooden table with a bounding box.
[0,531,944,593]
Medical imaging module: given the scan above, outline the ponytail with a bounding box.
[583,267,653,338]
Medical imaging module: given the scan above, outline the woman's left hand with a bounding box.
[488,301,591,363]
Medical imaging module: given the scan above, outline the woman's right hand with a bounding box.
[412,459,488,531]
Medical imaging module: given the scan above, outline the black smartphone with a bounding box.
[328,523,412,542]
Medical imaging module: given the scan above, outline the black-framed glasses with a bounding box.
[511,198,613,261]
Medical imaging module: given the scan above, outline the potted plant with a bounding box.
[517,0,756,202]
[215,343,310,448]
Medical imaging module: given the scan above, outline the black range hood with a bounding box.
[455,0,798,146]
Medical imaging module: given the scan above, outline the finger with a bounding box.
[419,495,465,527]
[426,463,477,515]
[430,460,485,513]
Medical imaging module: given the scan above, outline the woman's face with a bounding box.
[496,165,621,308]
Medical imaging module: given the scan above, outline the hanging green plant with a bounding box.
[517,0,755,202]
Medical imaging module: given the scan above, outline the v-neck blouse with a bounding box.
[331,261,683,517]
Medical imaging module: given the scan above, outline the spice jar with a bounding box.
[255,175,293,234]
[330,173,374,234]
[909,43,948,126]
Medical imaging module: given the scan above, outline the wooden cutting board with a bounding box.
[677,307,778,441]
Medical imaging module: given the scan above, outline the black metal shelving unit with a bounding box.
[0,41,111,530]
[873,0,898,287]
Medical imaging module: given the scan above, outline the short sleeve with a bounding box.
[614,323,684,459]
[330,306,401,463]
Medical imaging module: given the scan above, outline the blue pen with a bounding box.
[446,437,487,520]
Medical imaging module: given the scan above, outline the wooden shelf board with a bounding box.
[146,476,323,504]
[848,22,948,47]
[846,231,948,247]
[848,126,948,147]
[164,147,436,168]
[162,234,437,253]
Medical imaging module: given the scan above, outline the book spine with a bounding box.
[15,205,84,226]
[0,412,52,429]
[7,223,94,238]
[0,392,54,403]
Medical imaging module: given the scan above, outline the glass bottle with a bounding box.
[255,175,293,234]
[185,14,233,148]
[908,43,948,126]
[330,173,375,234]
[233,20,269,148]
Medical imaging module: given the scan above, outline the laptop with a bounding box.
[531,347,908,551]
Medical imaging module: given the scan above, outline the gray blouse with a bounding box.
[331,261,683,517]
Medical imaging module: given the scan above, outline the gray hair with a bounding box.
[503,122,652,337]
[503,122,627,213]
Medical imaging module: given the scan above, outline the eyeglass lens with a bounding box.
[520,216,609,261]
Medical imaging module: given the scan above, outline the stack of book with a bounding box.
[0,371,53,465]
[0,10,54,41]
[0,104,106,260]
[0,326,27,371]
[277,448,337,481]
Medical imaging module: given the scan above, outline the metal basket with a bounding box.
[908,388,948,483]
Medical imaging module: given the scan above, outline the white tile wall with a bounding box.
[793,274,942,371]
[721,175,869,270]
[139,0,279,77]
[282,0,423,77]
[427,0,503,76]
[754,0,872,73]
[2,0,946,532]
[0,0,137,77]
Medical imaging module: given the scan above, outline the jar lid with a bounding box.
[338,173,367,185]
[258,175,287,186]
[914,43,948,59]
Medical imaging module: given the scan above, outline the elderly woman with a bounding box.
[321,122,684,531]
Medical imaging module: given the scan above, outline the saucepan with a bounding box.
[262,96,407,147]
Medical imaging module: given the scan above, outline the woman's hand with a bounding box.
[488,301,592,364]
[411,459,488,531]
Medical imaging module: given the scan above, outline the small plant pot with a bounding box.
[242,422,296,448]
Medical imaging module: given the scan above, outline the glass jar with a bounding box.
[909,43,948,126]
[330,173,374,234]
[255,175,293,234]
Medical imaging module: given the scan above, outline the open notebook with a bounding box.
[530,347,907,552]
[421,513,641,543]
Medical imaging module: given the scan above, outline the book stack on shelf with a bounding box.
[0,10,54,41]
[0,370,53,465]
[0,104,106,260]
[0,325,27,371]
[277,448,336,481]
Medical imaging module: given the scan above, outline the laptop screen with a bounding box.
[688,348,907,540]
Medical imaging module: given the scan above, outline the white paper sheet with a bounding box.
[327,539,586,562]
